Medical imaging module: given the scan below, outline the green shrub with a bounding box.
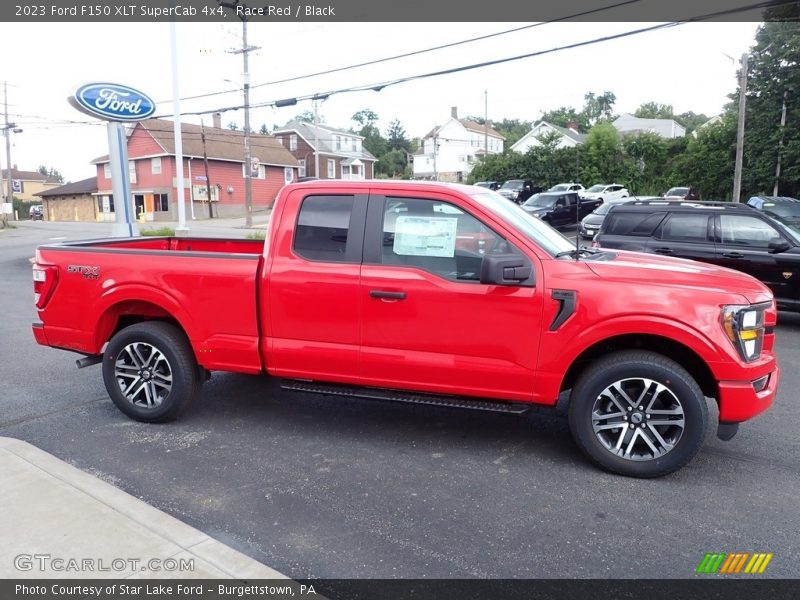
[140,227,176,237]
[246,230,266,240]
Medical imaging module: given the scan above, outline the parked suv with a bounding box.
[746,195,800,226]
[29,205,44,221]
[582,184,629,202]
[498,179,541,204]
[594,200,800,311]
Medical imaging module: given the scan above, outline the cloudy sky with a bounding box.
[0,20,760,181]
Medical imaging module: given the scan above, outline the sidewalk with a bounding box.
[0,437,286,579]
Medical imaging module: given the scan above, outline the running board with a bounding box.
[280,380,530,414]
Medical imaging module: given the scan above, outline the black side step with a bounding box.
[280,380,530,414]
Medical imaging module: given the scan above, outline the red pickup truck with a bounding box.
[32,180,780,477]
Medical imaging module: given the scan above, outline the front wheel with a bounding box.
[102,321,200,422]
[568,350,708,478]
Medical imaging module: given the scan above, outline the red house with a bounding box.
[92,117,299,221]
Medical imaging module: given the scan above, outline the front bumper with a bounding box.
[717,363,780,423]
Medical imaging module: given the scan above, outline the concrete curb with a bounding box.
[0,437,287,580]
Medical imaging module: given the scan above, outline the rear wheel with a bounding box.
[568,350,708,478]
[102,322,200,422]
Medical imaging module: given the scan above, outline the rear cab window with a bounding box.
[294,195,360,262]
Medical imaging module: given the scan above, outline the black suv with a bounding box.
[594,200,800,312]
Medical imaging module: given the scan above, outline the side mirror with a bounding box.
[768,238,791,254]
[480,254,534,286]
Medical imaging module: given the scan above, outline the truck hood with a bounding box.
[585,250,773,305]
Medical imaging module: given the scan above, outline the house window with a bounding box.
[299,159,306,178]
[103,164,111,178]
[151,157,162,175]
[335,136,342,151]
[289,135,297,151]
[128,161,137,184]
[97,195,114,213]
[242,163,266,179]
[154,193,169,212]
[327,159,336,178]
[284,167,294,184]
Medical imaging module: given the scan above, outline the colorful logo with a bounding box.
[696,552,773,574]
[71,83,155,122]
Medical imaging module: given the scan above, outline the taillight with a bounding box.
[33,265,58,309]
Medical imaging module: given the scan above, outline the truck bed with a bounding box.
[34,237,264,374]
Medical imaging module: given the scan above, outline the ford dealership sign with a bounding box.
[71,83,155,122]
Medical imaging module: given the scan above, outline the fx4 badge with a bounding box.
[67,265,100,279]
[783,272,793,280]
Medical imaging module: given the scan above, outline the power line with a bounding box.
[156,0,644,105]
[168,0,786,121]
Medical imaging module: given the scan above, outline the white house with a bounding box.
[412,107,504,182]
[613,113,686,139]
[511,121,586,153]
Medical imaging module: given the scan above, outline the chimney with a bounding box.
[212,112,222,129]
[451,106,458,119]
[566,121,579,132]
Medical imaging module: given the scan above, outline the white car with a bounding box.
[581,184,629,202]
[548,182,585,194]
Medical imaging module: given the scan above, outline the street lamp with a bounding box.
[2,122,22,225]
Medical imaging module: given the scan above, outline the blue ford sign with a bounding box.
[71,83,155,122]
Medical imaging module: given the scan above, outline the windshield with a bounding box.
[763,202,800,220]
[524,194,556,208]
[500,180,523,190]
[548,184,569,192]
[471,192,575,255]
[772,215,800,244]
[666,187,689,196]
[586,185,605,193]
[593,203,613,215]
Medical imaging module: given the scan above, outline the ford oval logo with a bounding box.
[72,82,155,122]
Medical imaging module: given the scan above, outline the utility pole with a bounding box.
[220,2,259,227]
[3,81,15,226]
[773,89,789,196]
[313,99,320,178]
[732,52,748,203]
[201,120,214,218]
[432,128,438,181]
[484,90,488,158]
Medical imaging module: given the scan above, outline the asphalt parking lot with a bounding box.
[2,220,798,578]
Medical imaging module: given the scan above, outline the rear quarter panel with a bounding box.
[35,245,263,374]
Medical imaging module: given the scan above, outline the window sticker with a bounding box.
[394,216,458,257]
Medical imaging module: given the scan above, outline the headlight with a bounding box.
[721,305,765,362]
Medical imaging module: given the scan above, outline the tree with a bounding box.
[227,122,239,131]
[675,111,709,134]
[258,124,269,135]
[386,119,411,152]
[292,110,315,123]
[674,116,736,199]
[351,109,386,158]
[634,102,674,119]
[539,107,586,131]
[580,122,624,184]
[740,6,800,198]
[37,165,64,183]
[491,118,534,149]
[582,91,617,126]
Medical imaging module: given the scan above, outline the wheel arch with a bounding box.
[559,333,718,401]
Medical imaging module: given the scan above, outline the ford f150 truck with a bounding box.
[32,180,780,478]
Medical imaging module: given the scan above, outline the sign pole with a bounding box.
[107,122,137,238]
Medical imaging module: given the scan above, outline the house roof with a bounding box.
[458,119,504,139]
[546,122,586,143]
[273,120,377,161]
[92,118,299,167]
[613,113,686,137]
[35,177,98,197]
[421,119,504,141]
[1,168,60,183]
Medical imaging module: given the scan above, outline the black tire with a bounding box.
[568,350,708,478]
[102,321,200,423]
